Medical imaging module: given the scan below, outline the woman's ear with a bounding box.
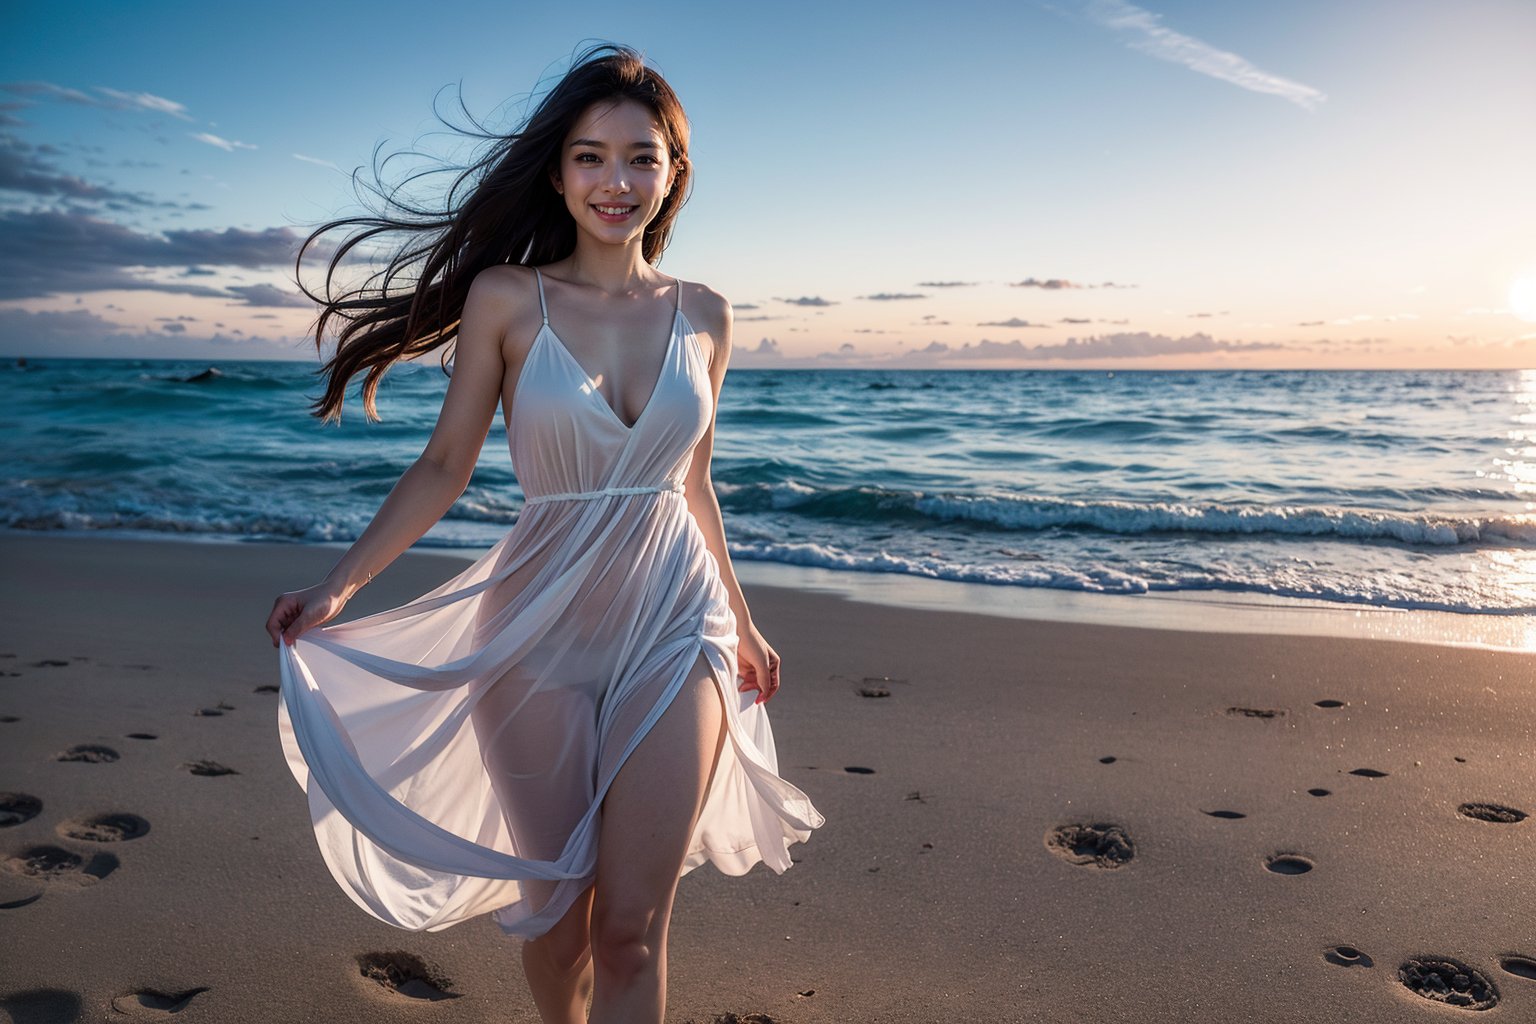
[549,169,563,195]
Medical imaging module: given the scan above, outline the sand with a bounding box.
[1,532,1533,1023]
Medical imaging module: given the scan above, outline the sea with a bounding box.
[4,357,1534,647]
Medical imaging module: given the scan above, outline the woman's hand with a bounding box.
[266,580,351,648]
[736,622,782,705]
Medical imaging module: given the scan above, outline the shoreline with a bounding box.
[6,527,1531,653]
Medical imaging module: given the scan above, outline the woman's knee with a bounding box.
[589,899,665,982]
[525,888,594,975]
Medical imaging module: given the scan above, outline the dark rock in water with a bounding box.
[181,367,223,383]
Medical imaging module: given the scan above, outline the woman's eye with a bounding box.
[575,153,599,163]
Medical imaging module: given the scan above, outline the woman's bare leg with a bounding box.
[587,650,727,1023]
[522,883,596,1024]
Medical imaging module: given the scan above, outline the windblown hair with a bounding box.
[294,42,692,423]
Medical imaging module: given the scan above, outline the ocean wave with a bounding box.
[715,482,1536,546]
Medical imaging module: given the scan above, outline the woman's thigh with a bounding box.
[592,649,726,928]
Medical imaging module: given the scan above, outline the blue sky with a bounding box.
[3,0,1534,368]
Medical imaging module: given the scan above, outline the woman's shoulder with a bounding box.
[675,277,732,334]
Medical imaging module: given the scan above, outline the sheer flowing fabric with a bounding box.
[277,269,824,937]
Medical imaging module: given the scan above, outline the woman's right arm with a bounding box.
[266,268,520,647]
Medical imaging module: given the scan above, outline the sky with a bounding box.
[2,0,1534,370]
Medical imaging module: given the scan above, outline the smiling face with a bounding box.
[552,98,677,246]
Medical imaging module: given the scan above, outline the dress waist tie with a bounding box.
[523,482,685,507]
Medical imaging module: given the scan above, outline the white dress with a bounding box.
[277,267,824,938]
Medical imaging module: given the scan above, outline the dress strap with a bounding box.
[533,266,549,325]
[673,276,682,316]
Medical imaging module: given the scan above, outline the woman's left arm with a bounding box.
[682,288,781,703]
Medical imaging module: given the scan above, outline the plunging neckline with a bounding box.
[537,310,685,433]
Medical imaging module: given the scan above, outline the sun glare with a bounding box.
[1510,270,1536,323]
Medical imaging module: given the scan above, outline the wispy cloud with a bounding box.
[1,81,195,120]
[1081,0,1327,110]
[191,132,257,152]
[95,87,194,120]
[293,152,342,173]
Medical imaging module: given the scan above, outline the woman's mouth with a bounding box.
[592,204,638,222]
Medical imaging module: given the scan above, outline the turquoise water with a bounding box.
[3,357,1533,615]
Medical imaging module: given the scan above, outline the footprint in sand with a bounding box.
[1398,956,1498,1010]
[1045,823,1135,869]
[1314,699,1347,708]
[2,844,119,888]
[180,760,239,777]
[29,659,70,668]
[1225,706,1286,719]
[1501,955,1536,982]
[1457,802,1528,824]
[126,733,157,741]
[843,766,876,775]
[1324,945,1374,968]
[0,715,19,724]
[0,793,42,828]
[193,700,236,717]
[356,951,459,1001]
[1347,768,1389,778]
[109,986,210,1017]
[711,1015,780,1024]
[58,812,150,842]
[1308,788,1332,797]
[253,684,279,694]
[0,989,84,1022]
[1201,809,1247,820]
[55,744,119,763]
[1264,852,1314,875]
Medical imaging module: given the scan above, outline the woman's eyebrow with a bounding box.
[568,138,661,150]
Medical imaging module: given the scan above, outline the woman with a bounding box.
[265,43,824,1024]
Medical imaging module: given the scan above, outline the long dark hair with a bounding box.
[295,42,693,423]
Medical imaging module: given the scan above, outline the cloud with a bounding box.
[292,152,342,173]
[814,342,862,362]
[95,87,194,120]
[190,131,257,152]
[1080,0,1327,110]
[860,292,926,301]
[0,208,332,301]
[777,296,836,307]
[1011,277,1082,289]
[730,337,784,366]
[0,132,209,211]
[915,281,976,288]
[948,330,1287,361]
[978,317,1046,328]
[1,81,194,120]
[0,305,300,359]
[226,283,316,308]
[733,303,759,311]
